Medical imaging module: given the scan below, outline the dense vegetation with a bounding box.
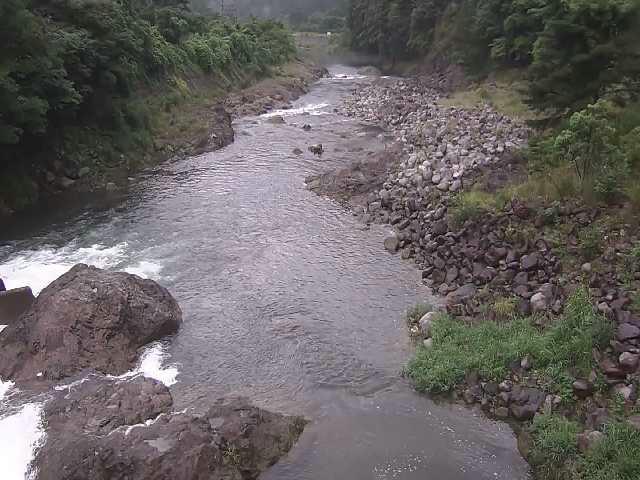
[348,0,640,113]
[0,0,295,211]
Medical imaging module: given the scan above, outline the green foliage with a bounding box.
[448,190,499,227]
[0,0,295,205]
[554,100,629,201]
[579,225,604,260]
[492,296,518,320]
[406,288,612,393]
[580,422,640,480]
[527,100,640,205]
[348,0,640,112]
[529,414,581,480]
[529,416,640,480]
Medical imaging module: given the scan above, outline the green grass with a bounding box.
[580,422,640,480]
[438,69,536,121]
[406,288,612,394]
[492,296,518,320]
[448,190,501,227]
[530,414,581,480]
[528,415,640,480]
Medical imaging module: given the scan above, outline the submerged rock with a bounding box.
[0,264,182,382]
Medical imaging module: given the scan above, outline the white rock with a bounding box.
[530,292,548,313]
[419,311,439,338]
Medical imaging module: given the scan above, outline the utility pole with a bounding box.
[220,0,224,16]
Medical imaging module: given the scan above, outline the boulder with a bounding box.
[619,352,639,372]
[0,287,35,325]
[520,253,539,271]
[446,284,477,306]
[530,292,548,313]
[617,323,640,341]
[509,386,545,421]
[419,311,439,338]
[384,236,400,253]
[572,379,593,399]
[292,148,303,155]
[0,264,182,382]
[34,376,305,480]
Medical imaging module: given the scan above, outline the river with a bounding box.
[0,66,530,479]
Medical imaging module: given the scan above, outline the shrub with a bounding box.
[553,100,628,202]
[578,225,603,261]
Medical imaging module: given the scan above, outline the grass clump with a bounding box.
[529,414,581,480]
[406,288,612,394]
[528,415,640,480]
[448,190,499,227]
[491,296,518,320]
[580,422,640,480]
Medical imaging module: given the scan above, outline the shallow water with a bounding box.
[0,66,530,479]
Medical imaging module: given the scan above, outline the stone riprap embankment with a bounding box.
[321,76,640,423]
[338,79,552,315]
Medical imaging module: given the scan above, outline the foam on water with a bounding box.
[0,243,127,295]
[261,102,330,118]
[0,403,45,480]
[0,378,15,400]
[0,242,164,295]
[124,260,164,280]
[117,343,179,387]
[331,73,367,80]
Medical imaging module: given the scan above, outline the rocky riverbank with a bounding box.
[0,265,304,479]
[308,73,640,477]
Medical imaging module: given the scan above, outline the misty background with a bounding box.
[190,0,348,31]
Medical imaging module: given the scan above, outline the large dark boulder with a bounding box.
[34,376,306,480]
[0,264,181,382]
[0,287,35,325]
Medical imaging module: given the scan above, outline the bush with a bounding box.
[406,288,612,393]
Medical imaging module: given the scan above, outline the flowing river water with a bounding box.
[0,66,530,479]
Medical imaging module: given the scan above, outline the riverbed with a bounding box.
[0,66,530,479]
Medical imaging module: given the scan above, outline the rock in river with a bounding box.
[0,264,182,382]
[34,375,305,480]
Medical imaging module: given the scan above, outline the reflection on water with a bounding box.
[0,66,530,479]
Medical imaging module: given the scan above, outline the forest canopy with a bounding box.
[348,0,640,113]
[0,0,295,155]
